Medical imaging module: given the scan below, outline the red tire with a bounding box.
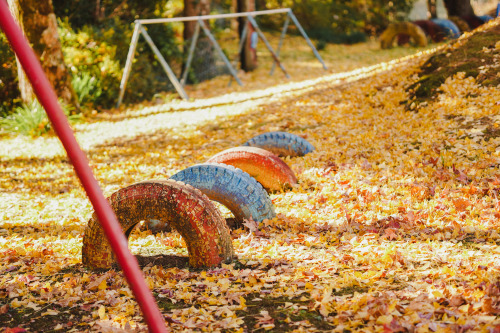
[82,180,234,270]
[207,146,297,192]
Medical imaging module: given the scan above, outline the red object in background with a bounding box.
[0,1,167,332]
[397,20,445,45]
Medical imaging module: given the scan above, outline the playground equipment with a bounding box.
[393,12,496,48]
[380,22,428,49]
[0,3,167,331]
[207,146,297,192]
[169,163,276,225]
[411,20,447,42]
[243,131,315,157]
[116,8,327,106]
[430,18,461,39]
[448,16,471,33]
[82,180,234,270]
[84,131,309,245]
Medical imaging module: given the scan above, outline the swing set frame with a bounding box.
[116,8,327,106]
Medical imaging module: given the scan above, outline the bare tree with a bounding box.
[7,0,78,108]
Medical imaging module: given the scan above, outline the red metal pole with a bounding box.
[0,1,167,332]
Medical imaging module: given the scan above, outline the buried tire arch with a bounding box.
[380,22,428,49]
[207,146,298,192]
[243,131,315,157]
[169,163,276,225]
[82,180,234,270]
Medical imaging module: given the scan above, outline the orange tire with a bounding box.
[82,180,234,270]
[207,146,297,192]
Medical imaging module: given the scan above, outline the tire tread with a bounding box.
[170,163,275,223]
[243,131,315,157]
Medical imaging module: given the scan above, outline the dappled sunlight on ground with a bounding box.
[1,19,500,332]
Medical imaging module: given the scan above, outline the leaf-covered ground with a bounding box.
[1,19,500,332]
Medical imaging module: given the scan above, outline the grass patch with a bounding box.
[406,24,500,109]
[333,285,370,296]
[237,294,333,332]
[0,100,81,137]
[0,304,91,332]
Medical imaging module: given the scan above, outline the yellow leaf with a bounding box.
[248,275,258,286]
[387,301,397,313]
[98,279,107,290]
[219,278,230,292]
[376,315,393,325]
[98,305,106,319]
[239,296,246,309]
[42,310,58,316]
[459,304,470,313]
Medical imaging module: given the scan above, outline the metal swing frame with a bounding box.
[116,8,327,106]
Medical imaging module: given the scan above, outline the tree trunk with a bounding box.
[443,0,475,17]
[183,0,215,82]
[237,0,257,72]
[427,0,438,18]
[7,0,35,104]
[10,0,79,109]
[184,0,211,40]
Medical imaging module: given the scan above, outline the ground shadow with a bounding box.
[134,254,190,269]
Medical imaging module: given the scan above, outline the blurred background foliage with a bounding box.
[0,0,416,118]
[256,0,416,43]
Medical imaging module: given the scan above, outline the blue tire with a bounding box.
[431,18,461,39]
[170,163,276,224]
[243,131,315,157]
[478,15,493,23]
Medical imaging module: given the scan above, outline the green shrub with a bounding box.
[72,73,102,107]
[59,16,183,108]
[307,28,367,45]
[315,40,327,51]
[1,1,188,114]
[0,101,49,137]
[0,32,21,117]
[54,1,185,108]
[59,20,122,109]
[0,100,80,137]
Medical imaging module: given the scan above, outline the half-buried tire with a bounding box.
[82,180,234,270]
[380,22,428,49]
[170,163,276,225]
[243,131,315,157]
[430,18,461,39]
[207,146,297,192]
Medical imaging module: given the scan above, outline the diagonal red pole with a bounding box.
[0,1,166,332]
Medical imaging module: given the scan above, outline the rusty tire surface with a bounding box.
[82,179,234,270]
[170,163,276,224]
[243,131,315,157]
[206,146,297,192]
